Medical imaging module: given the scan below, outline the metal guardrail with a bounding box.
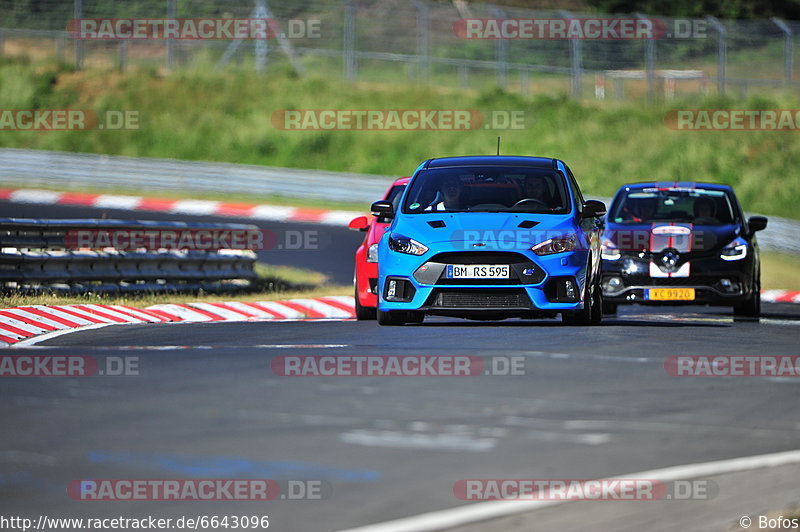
[0,148,390,204]
[0,148,798,255]
[0,218,257,294]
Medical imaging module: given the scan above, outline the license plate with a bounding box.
[446,264,509,279]
[645,288,695,301]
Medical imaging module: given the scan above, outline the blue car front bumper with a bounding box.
[378,245,590,318]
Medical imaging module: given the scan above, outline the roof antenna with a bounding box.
[496,136,501,156]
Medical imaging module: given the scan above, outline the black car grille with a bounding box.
[428,289,531,308]
[621,275,731,287]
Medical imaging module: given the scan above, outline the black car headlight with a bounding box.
[388,235,429,256]
[720,237,748,261]
[600,238,621,260]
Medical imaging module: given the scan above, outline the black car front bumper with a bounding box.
[601,253,755,306]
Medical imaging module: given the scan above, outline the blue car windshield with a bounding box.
[610,188,737,225]
[402,167,570,214]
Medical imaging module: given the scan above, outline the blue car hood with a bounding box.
[391,212,577,248]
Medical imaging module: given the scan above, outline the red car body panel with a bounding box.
[352,177,410,309]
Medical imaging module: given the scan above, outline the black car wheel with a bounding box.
[734,271,761,317]
[590,283,603,325]
[377,309,406,326]
[602,301,618,315]
[406,311,425,324]
[563,279,601,326]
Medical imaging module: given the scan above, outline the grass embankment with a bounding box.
[0,56,799,219]
[761,252,800,291]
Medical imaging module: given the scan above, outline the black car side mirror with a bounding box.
[748,215,768,235]
[371,200,395,219]
[581,200,607,219]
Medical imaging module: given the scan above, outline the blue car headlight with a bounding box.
[531,234,577,256]
[720,237,748,261]
[388,234,429,256]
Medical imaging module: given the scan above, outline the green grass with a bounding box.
[0,56,799,219]
[761,252,800,291]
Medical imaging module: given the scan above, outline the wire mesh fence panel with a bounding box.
[0,0,797,100]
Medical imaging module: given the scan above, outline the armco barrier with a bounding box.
[0,148,389,204]
[0,218,257,293]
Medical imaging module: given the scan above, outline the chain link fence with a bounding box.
[0,0,797,100]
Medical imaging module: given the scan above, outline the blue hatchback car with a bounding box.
[371,156,607,326]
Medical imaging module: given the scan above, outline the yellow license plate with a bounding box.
[646,288,695,301]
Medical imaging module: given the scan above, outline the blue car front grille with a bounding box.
[426,288,531,309]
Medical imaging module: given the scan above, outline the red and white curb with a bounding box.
[0,188,363,227]
[0,296,355,347]
[761,290,800,304]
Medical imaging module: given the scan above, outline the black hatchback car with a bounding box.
[600,182,767,316]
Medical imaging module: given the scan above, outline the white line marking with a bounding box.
[169,199,221,215]
[9,189,63,203]
[339,429,497,453]
[523,430,610,445]
[0,450,57,466]
[93,194,142,210]
[249,205,296,221]
[337,448,800,532]
[12,323,126,346]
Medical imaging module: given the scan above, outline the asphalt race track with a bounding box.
[2,201,800,531]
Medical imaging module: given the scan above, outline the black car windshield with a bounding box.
[402,167,570,214]
[611,187,736,225]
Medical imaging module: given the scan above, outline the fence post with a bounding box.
[57,34,66,62]
[706,16,726,95]
[560,10,582,99]
[74,0,84,70]
[771,18,794,88]
[489,5,508,89]
[521,69,530,96]
[410,0,430,83]
[344,0,357,81]
[254,0,268,74]
[166,0,176,70]
[455,63,467,89]
[636,13,656,103]
[119,40,128,72]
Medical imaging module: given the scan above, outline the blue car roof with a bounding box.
[621,181,733,192]
[423,156,557,169]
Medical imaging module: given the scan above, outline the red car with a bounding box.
[349,177,410,319]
